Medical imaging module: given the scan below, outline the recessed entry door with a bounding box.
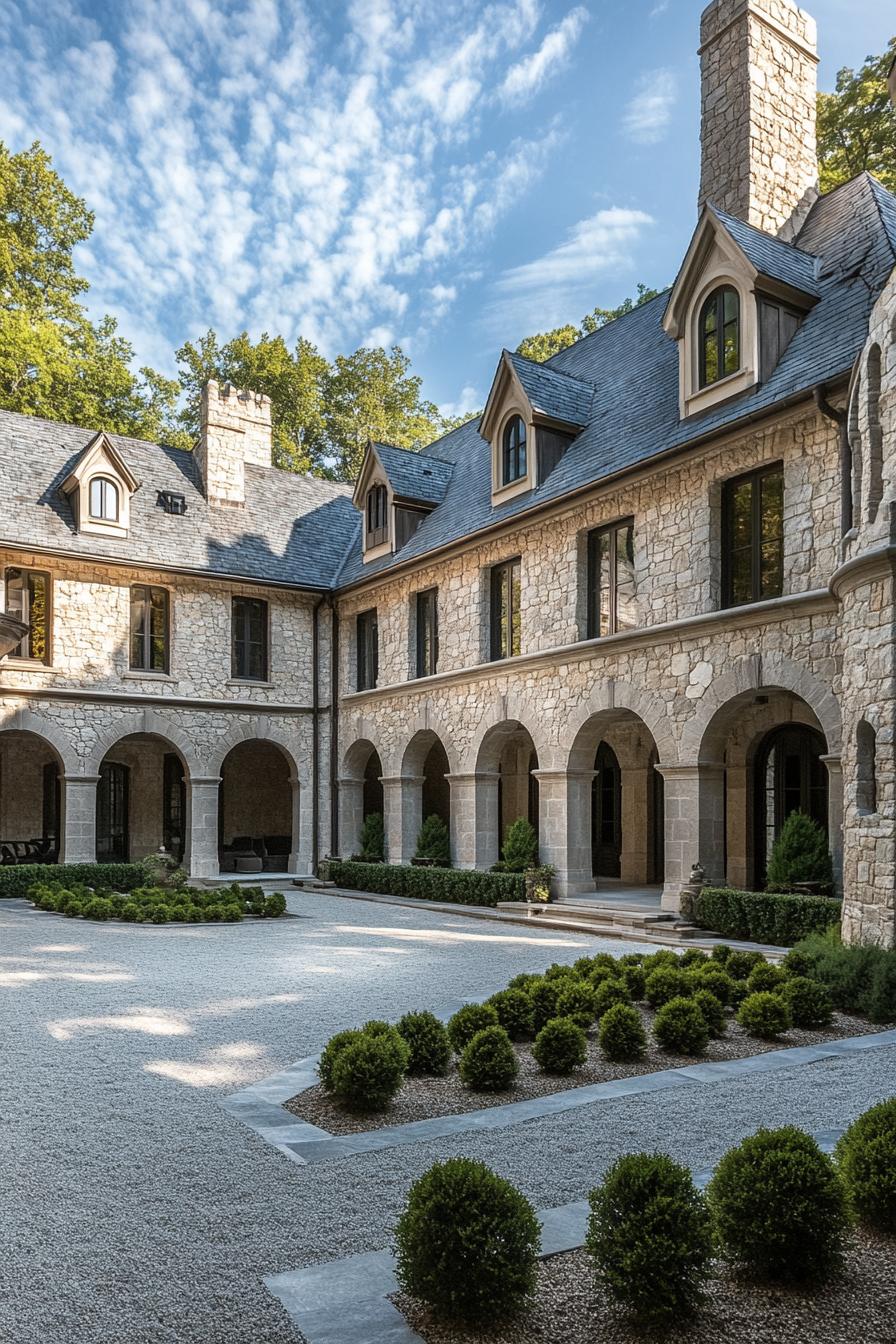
[592,742,622,879]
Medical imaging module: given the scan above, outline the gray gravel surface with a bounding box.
[2,893,894,1344]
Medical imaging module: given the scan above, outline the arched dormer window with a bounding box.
[699,286,740,387]
[366,483,388,547]
[89,476,120,522]
[502,415,527,485]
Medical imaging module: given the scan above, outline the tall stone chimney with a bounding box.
[698,0,819,237]
[196,381,272,507]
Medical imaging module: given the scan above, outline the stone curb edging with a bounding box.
[263,1127,848,1344]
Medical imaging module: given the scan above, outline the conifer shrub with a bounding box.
[486,988,534,1040]
[527,977,561,1032]
[653,996,709,1055]
[358,811,385,862]
[737,991,791,1039]
[835,1098,896,1232]
[782,976,833,1028]
[865,956,896,1024]
[329,1026,409,1111]
[447,1002,500,1054]
[692,988,726,1037]
[746,961,787,994]
[394,1158,540,1323]
[415,814,451,866]
[499,817,538,872]
[555,979,598,1029]
[532,1016,587,1074]
[593,977,631,1018]
[459,1026,518,1091]
[598,1003,647,1062]
[587,1153,712,1324]
[708,1126,850,1281]
[766,810,833,892]
[397,1011,451,1075]
[645,965,692,1008]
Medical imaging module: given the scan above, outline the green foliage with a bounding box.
[447,1003,500,1054]
[711,944,733,965]
[139,852,188,890]
[587,1152,712,1324]
[120,902,141,923]
[692,988,726,1038]
[499,818,538,873]
[263,892,287,917]
[746,962,787,994]
[63,899,83,918]
[737,991,792,1039]
[486,989,534,1040]
[396,1011,451,1076]
[517,285,665,363]
[82,896,112,921]
[555,980,598,1029]
[817,40,896,194]
[782,976,833,1028]
[527,977,561,1033]
[836,1098,896,1232]
[708,1126,850,1282]
[544,962,578,981]
[326,1024,409,1111]
[458,1025,518,1092]
[593,977,631,1018]
[598,1003,647,1062]
[414,814,451,865]
[725,949,766,980]
[645,965,692,1008]
[394,1158,540,1324]
[690,964,734,1006]
[680,948,709,968]
[150,904,170,924]
[693,886,840,945]
[620,963,646,1001]
[506,972,540,993]
[325,859,524,905]
[532,1016,587,1074]
[6,863,144,900]
[357,813,385,862]
[30,876,286,925]
[782,946,814,977]
[319,1028,363,1091]
[653,997,709,1055]
[766,811,834,893]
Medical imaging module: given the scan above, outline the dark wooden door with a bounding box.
[97,761,129,863]
[592,742,622,878]
[753,725,827,888]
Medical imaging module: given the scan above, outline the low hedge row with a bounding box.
[0,862,145,899]
[324,860,525,906]
[693,886,840,946]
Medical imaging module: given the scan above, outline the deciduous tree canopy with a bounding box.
[817,40,896,194]
[517,284,665,363]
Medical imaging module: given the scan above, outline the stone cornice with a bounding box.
[698,1,819,65]
[829,543,896,599]
[0,683,321,716]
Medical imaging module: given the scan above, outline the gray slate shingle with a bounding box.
[371,441,454,505]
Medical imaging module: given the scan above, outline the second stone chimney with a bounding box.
[698,0,819,237]
[197,381,272,507]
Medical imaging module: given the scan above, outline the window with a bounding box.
[722,463,784,607]
[501,416,527,485]
[5,567,50,662]
[356,609,378,690]
[366,484,388,547]
[856,720,878,816]
[586,519,637,638]
[416,588,438,678]
[231,596,268,681]
[490,558,521,660]
[89,476,119,521]
[130,585,169,672]
[699,286,740,387]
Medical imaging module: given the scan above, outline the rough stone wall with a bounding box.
[196,380,272,506]
[698,0,818,235]
[0,734,55,841]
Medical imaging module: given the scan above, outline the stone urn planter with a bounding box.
[524,864,556,904]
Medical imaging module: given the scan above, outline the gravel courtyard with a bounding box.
[2,891,895,1344]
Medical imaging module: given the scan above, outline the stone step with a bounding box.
[291,877,337,890]
[496,901,709,942]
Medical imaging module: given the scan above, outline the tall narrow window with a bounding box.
[699,286,740,387]
[366,484,388,547]
[356,609,378,690]
[490,558,521,660]
[722,463,784,607]
[856,720,878,816]
[231,596,268,681]
[501,416,527,485]
[415,588,438,678]
[5,567,50,663]
[89,476,120,521]
[130,585,169,672]
[586,519,637,638]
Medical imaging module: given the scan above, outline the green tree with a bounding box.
[517,284,664,363]
[766,811,834,893]
[818,40,896,194]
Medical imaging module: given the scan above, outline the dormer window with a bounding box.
[502,416,527,485]
[699,286,740,387]
[89,476,120,522]
[59,431,139,537]
[366,483,388,547]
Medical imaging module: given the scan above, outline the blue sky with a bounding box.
[0,0,891,418]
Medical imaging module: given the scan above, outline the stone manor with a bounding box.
[0,0,894,945]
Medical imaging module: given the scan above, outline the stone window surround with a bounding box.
[682,267,756,417]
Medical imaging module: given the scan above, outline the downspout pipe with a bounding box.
[311,593,327,874]
[330,599,340,858]
[814,382,852,535]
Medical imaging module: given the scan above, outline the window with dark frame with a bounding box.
[490,558,521,660]
[231,595,268,681]
[356,609,379,690]
[130,585,169,672]
[366,484,389,547]
[5,567,50,663]
[415,588,438,678]
[699,286,740,387]
[586,519,637,638]
[722,463,784,608]
[501,416,527,485]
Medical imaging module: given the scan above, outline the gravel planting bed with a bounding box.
[395,1232,896,1344]
[285,1007,882,1136]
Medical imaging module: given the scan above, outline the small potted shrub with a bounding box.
[413,815,451,867]
[459,1025,518,1091]
[524,863,555,904]
[532,1016,587,1074]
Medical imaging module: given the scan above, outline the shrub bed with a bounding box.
[694,886,841,945]
[836,1098,896,1232]
[29,878,285,924]
[0,862,145,899]
[324,859,525,905]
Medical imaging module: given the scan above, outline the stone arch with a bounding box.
[86,709,202,778]
[342,735,385,780]
[565,680,677,771]
[207,717,306,786]
[0,706,79,775]
[466,693,550,774]
[383,707,461,778]
[338,736,384,862]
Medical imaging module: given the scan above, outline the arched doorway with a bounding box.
[340,739,384,859]
[0,730,62,864]
[218,739,296,872]
[363,748,383,820]
[422,738,450,827]
[753,724,828,888]
[97,734,190,865]
[473,720,540,869]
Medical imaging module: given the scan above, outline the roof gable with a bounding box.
[479,349,594,441]
[351,440,455,511]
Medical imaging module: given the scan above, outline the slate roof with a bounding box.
[372,441,455,505]
[504,351,595,426]
[711,207,820,296]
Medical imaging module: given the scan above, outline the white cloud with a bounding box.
[649,0,669,16]
[622,68,677,144]
[499,7,588,104]
[440,383,481,419]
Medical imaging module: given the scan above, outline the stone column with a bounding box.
[821,754,844,896]
[187,776,220,880]
[337,776,365,860]
[288,772,310,875]
[531,769,596,899]
[60,774,99,865]
[656,763,726,911]
[448,772,500,870]
[381,775,424,865]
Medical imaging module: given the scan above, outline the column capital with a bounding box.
[337,775,365,788]
[819,753,842,775]
[189,775,222,787]
[445,772,499,784]
[63,773,101,785]
[656,762,724,780]
[380,774,425,786]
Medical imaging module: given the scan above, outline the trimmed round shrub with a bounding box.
[263,892,287,917]
[680,947,709,968]
[726,949,765,981]
[737,991,791,1039]
[64,899,84,918]
[727,978,751,1008]
[487,988,534,1040]
[620,963,646,1001]
[598,1003,647,1062]
[397,1011,451,1075]
[591,952,619,970]
[330,1027,409,1111]
[573,956,598,976]
[82,897,113,921]
[588,963,621,989]
[120,901,141,923]
[835,1098,896,1232]
[220,903,244,922]
[711,944,733,965]
[459,1026,518,1092]
[746,961,788,994]
[782,946,814,978]
[150,905,171,924]
[447,1002,499,1054]
[587,1152,712,1324]
[527,977,560,1032]
[690,964,734,1005]
[692,988,726,1038]
[506,972,540,993]
[593,977,631,1019]
[319,1028,365,1091]
[618,952,645,966]
[545,962,578,982]
[644,949,679,970]
[187,905,205,922]
[532,1017,587,1074]
[645,965,692,1008]
[782,976,833,1029]
[555,980,598,1029]
[394,1158,540,1323]
[653,997,709,1055]
[708,1126,850,1282]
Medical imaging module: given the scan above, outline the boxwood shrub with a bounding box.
[782,976,833,1028]
[835,1098,896,1232]
[532,1016,587,1074]
[737,991,792,1039]
[328,1025,409,1111]
[324,860,525,906]
[0,862,145,899]
[458,1025,518,1092]
[645,965,692,1008]
[447,1003,500,1054]
[598,1003,647,1062]
[486,988,534,1040]
[693,886,840,946]
[397,1011,451,1075]
[653,997,709,1055]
